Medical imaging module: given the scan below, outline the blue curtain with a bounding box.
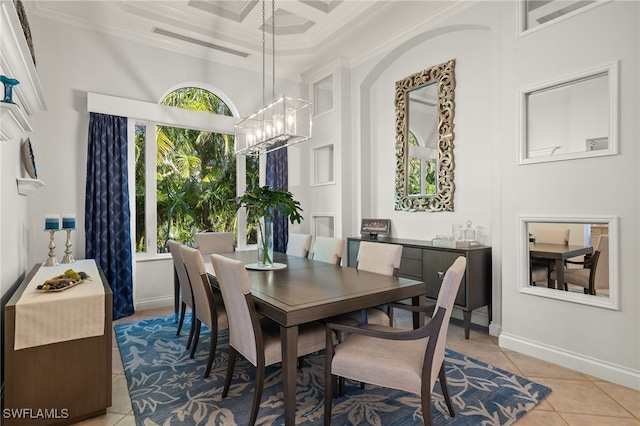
[266,148,288,253]
[85,112,134,320]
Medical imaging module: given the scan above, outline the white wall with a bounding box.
[496,0,639,389]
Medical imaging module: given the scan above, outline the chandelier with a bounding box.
[234,0,312,156]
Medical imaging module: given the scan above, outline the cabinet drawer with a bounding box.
[402,247,422,260]
[399,257,422,278]
[423,250,467,307]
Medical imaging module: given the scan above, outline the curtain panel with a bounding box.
[85,112,134,320]
[266,149,288,253]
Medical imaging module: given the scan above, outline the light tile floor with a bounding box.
[74,305,640,425]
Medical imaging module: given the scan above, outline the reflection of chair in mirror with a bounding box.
[309,236,344,265]
[530,227,570,286]
[193,232,235,255]
[324,256,466,426]
[285,233,312,258]
[550,234,608,295]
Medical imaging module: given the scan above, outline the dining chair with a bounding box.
[324,256,466,426]
[193,232,235,255]
[285,233,312,258]
[179,246,228,378]
[335,241,404,326]
[309,236,344,265]
[210,254,328,426]
[167,240,195,349]
[531,227,570,286]
[550,234,608,295]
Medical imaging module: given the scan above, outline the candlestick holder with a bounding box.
[61,228,75,264]
[44,229,59,267]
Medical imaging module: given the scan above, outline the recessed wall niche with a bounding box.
[313,74,333,116]
[312,214,335,238]
[311,143,335,186]
[519,215,619,310]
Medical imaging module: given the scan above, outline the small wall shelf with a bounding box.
[0,102,32,141]
[16,177,45,195]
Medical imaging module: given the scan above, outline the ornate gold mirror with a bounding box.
[395,59,456,212]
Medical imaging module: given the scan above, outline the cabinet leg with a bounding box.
[463,310,472,339]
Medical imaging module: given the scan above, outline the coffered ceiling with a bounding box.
[26,0,470,80]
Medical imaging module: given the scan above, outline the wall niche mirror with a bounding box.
[519,62,618,164]
[395,59,456,212]
[519,216,619,310]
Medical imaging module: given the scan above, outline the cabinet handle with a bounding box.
[437,271,445,279]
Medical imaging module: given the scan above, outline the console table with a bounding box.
[3,260,112,425]
[347,237,492,339]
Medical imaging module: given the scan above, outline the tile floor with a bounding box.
[74,305,640,425]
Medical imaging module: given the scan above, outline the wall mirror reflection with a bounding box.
[408,83,438,196]
[519,62,618,164]
[395,59,456,212]
[519,216,619,310]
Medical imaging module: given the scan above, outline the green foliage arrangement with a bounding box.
[236,185,303,225]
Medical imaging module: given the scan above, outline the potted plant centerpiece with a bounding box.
[236,185,303,267]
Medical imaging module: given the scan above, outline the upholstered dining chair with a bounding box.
[309,236,344,265]
[334,241,404,326]
[167,240,196,348]
[193,232,235,255]
[285,233,312,258]
[550,234,608,295]
[324,256,466,426]
[210,254,328,426]
[531,227,570,285]
[179,246,228,378]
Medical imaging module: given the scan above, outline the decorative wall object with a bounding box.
[13,0,36,66]
[21,138,37,178]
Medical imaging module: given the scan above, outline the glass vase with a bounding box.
[257,217,274,267]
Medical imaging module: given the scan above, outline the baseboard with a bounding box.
[499,332,640,391]
[134,296,173,312]
[489,322,502,337]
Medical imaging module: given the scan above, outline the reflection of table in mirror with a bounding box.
[529,243,593,289]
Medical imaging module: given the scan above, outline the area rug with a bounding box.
[115,314,551,425]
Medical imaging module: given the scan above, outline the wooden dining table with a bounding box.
[529,242,593,289]
[202,250,426,425]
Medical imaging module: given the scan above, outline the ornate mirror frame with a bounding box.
[395,59,456,212]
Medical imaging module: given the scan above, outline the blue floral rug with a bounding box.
[115,314,551,425]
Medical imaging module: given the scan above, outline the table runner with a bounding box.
[14,259,105,350]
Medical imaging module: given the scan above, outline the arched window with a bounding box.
[134,87,259,253]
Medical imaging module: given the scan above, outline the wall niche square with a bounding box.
[313,74,333,116]
[311,143,335,186]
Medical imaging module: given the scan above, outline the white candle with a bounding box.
[62,214,76,229]
[45,214,60,230]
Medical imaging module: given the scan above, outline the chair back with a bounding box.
[210,254,260,365]
[194,232,235,255]
[534,227,570,245]
[286,233,312,258]
[428,256,466,387]
[594,234,609,290]
[311,237,344,265]
[356,241,402,276]
[180,245,217,328]
[167,240,193,308]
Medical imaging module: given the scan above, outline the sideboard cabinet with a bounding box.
[347,237,492,339]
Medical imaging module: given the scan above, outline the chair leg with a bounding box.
[324,375,333,425]
[298,356,304,369]
[186,312,195,350]
[177,302,186,336]
[249,365,265,426]
[338,376,345,396]
[204,327,218,378]
[190,320,201,359]
[439,364,455,417]
[222,348,237,398]
[421,388,434,426]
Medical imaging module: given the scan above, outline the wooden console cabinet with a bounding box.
[3,263,112,425]
[347,237,492,338]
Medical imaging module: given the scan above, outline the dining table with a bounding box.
[529,242,593,289]
[202,250,426,425]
